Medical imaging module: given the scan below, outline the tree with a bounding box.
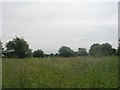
[5,37,29,58]
[118,39,120,56]
[100,43,112,56]
[26,49,33,57]
[77,48,88,56]
[44,54,49,57]
[4,41,16,58]
[33,49,44,58]
[55,53,59,56]
[89,43,100,56]
[89,43,112,56]
[118,46,120,56]
[50,53,54,56]
[58,46,74,57]
[0,40,2,57]
[112,48,117,55]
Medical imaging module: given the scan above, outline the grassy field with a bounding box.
[2,56,118,88]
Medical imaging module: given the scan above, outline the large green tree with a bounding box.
[58,46,74,57]
[99,43,112,56]
[89,43,113,56]
[89,43,100,56]
[5,37,29,58]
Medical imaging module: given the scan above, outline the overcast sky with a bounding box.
[2,1,118,54]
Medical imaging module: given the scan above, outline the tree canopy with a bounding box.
[4,37,29,58]
[58,46,74,57]
[118,39,120,56]
[1,36,118,58]
[0,40,2,57]
[33,49,44,58]
[75,48,88,56]
[89,43,100,56]
[89,43,113,56]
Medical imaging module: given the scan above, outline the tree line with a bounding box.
[0,37,120,58]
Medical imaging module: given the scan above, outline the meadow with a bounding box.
[2,56,118,88]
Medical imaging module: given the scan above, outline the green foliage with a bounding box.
[50,53,54,56]
[112,48,117,56]
[44,54,49,57]
[58,46,74,57]
[5,37,29,58]
[76,48,88,56]
[118,39,120,56]
[2,56,118,88]
[0,40,2,57]
[6,41,15,50]
[2,37,118,58]
[26,49,33,57]
[89,43,113,56]
[33,49,44,58]
[118,46,120,56]
[55,53,59,56]
[89,43,100,56]
[100,43,112,56]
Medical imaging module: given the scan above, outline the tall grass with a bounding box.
[2,56,118,88]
